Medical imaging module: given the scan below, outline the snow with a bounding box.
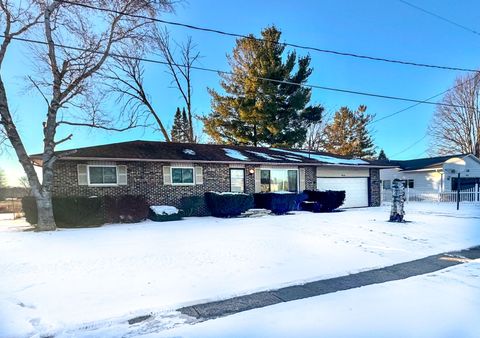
[271,148,368,165]
[152,261,480,338]
[223,148,249,161]
[150,206,179,215]
[0,202,479,337]
[182,149,196,156]
[246,150,279,161]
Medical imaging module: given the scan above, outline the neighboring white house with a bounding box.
[380,154,480,202]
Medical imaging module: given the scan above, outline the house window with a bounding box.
[88,166,117,185]
[400,179,414,189]
[171,168,194,184]
[382,180,391,190]
[230,169,245,192]
[260,169,298,192]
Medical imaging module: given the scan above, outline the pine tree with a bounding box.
[322,105,375,158]
[377,149,388,160]
[202,26,322,147]
[171,107,189,142]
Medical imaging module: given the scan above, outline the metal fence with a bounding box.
[381,185,480,203]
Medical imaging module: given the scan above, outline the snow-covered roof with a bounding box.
[34,140,392,168]
[223,148,249,161]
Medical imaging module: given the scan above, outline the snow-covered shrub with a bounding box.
[180,195,204,216]
[253,192,299,215]
[148,205,183,222]
[303,190,346,212]
[205,192,254,217]
[22,196,104,227]
[104,195,149,223]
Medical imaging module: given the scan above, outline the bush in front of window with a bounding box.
[303,190,346,212]
[22,196,104,227]
[253,192,299,215]
[205,192,254,217]
[104,195,149,223]
[180,196,204,217]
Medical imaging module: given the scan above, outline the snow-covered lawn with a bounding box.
[152,261,480,338]
[0,203,479,337]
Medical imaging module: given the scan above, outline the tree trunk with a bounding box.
[35,192,56,231]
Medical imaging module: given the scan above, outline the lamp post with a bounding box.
[456,172,461,210]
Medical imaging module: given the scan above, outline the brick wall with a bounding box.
[52,160,379,216]
[53,160,233,216]
[369,168,381,207]
[303,166,316,190]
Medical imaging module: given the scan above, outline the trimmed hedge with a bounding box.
[104,195,149,223]
[303,190,346,212]
[22,196,103,228]
[180,196,204,217]
[205,192,254,218]
[254,192,299,215]
[148,208,184,222]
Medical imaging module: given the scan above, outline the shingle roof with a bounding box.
[390,154,466,171]
[30,140,392,167]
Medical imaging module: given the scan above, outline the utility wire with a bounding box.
[54,0,480,74]
[398,0,480,37]
[2,34,473,110]
[372,87,451,124]
[391,134,428,157]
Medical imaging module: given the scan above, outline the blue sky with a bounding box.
[1,0,480,185]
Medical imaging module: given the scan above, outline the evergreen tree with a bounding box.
[171,107,189,142]
[323,105,375,158]
[377,149,388,160]
[202,26,322,147]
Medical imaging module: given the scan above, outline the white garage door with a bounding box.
[316,177,369,208]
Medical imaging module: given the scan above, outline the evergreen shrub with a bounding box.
[22,196,103,227]
[253,192,298,215]
[205,192,254,218]
[303,190,346,212]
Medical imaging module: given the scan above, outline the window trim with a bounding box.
[87,165,118,186]
[260,168,299,193]
[171,166,195,186]
[229,168,246,193]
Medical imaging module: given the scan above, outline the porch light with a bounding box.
[248,168,255,175]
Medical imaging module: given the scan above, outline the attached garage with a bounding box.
[316,167,370,208]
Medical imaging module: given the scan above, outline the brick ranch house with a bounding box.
[31,141,392,215]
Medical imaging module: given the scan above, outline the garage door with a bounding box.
[316,177,369,208]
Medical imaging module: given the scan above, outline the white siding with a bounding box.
[316,167,369,178]
[380,168,442,191]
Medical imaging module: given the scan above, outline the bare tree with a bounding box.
[105,56,171,141]
[0,0,174,231]
[156,29,199,142]
[305,115,329,151]
[429,73,480,157]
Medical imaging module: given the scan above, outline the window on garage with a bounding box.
[382,180,391,190]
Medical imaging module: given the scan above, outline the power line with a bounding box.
[391,134,428,157]
[2,34,472,110]
[54,0,480,74]
[372,87,450,124]
[398,0,480,37]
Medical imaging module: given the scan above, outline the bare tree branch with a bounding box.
[154,28,200,142]
[429,73,480,157]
